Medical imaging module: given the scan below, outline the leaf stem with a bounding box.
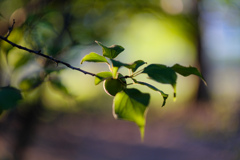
[132,69,144,77]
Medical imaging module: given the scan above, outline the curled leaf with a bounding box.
[128,60,146,72]
[103,78,126,96]
[95,41,124,59]
[171,64,207,85]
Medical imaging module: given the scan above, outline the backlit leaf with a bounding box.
[95,41,124,59]
[80,52,109,64]
[111,59,146,78]
[95,72,113,85]
[171,64,207,85]
[111,59,123,79]
[143,64,177,97]
[111,59,146,72]
[113,88,150,140]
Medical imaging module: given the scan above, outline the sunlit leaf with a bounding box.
[111,59,146,78]
[111,59,124,78]
[0,86,22,110]
[113,88,150,140]
[80,52,109,64]
[103,78,126,96]
[132,79,168,107]
[95,71,112,85]
[171,64,207,85]
[95,41,124,59]
[143,64,177,97]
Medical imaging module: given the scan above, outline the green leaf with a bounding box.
[103,78,126,96]
[110,59,146,78]
[128,60,146,72]
[111,59,146,72]
[0,86,22,110]
[95,72,113,85]
[133,79,168,107]
[143,64,177,98]
[171,64,207,85]
[80,52,109,64]
[110,59,125,78]
[95,41,124,59]
[113,88,150,140]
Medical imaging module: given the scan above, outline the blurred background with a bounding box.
[0,0,240,159]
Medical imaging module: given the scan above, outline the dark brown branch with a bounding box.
[0,35,97,76]
[0,19,97,77]
[5,19,15,39]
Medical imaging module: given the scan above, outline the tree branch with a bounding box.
[0,20,97,77]
[5,19,15,39]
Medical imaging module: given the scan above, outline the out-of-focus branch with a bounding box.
[0,20,97,77]
[5,19,15,39]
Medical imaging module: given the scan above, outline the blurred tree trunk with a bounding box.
[194,0,210,102]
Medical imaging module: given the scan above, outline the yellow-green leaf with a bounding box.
[113,88,150,140]
[80,52,109,64]
[95,72,112,85]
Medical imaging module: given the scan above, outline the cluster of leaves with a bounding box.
[0,32,205,140]
[81,41,206,140]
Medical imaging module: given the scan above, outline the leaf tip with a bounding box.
[202,79,208,86]
[173,97,177,102]
[139,126,145,142]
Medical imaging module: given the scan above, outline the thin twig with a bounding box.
[0,35,97,76]
[5,19,15,39]
[0,20,97,77]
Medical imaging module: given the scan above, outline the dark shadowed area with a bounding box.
[1,0,240,159]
